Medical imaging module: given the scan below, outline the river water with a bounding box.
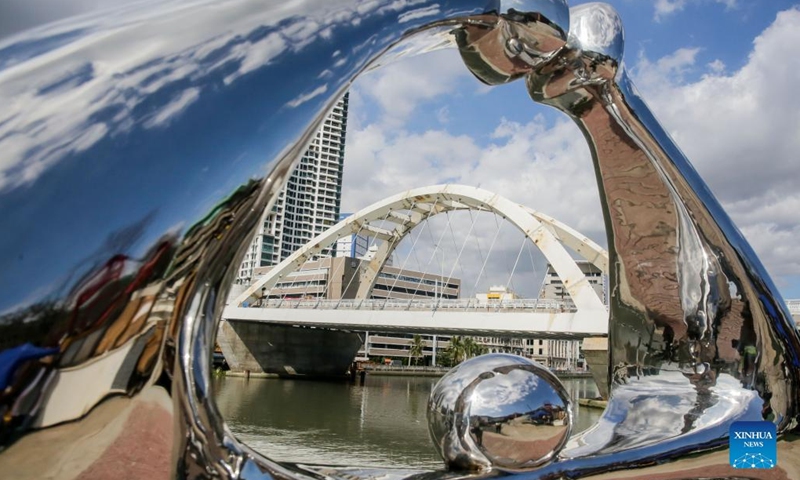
[213,375,602,469]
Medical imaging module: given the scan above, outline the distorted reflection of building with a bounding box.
[0,179,260,441]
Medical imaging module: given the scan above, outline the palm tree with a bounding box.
[463,337,486,360]
[409,334,424,366]
[447,336,467,364]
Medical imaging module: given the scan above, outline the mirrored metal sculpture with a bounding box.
[0,0,797,479]
[428,354,572,471]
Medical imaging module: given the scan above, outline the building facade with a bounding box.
[236,94,349,284]
[334,214,369,259]
[522,261,608,370]
[251,257,460,302]
[539,260,607,307]
[247,255,459,363]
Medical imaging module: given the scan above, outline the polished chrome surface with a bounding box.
[0,0,797,479]
[428,354,572,471]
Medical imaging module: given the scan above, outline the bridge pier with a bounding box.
[217,320,363,378]
[581,337,609,399]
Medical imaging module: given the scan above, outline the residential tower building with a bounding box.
[236,93,349,284]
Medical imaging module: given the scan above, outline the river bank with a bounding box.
[362,365,595,379]
[224,366,595,379]
[213,375,602,469]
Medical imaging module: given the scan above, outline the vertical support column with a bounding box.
[582,337,609,399]
[432,335,438,367]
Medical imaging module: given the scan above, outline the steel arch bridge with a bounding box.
[228,185,609,337]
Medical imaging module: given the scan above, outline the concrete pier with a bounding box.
[217,320,363,377]
[581,337,609,399]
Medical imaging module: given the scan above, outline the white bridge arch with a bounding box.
[234,185,608,328]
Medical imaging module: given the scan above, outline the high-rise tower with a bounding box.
[236,93,349,284]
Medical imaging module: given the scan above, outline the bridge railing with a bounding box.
[250,297,579,313]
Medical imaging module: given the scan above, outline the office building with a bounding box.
[248,255,459,363]
[539,260,607,307]
[334,213,369,259]
[521,262,608,370]
[251,257,460,301]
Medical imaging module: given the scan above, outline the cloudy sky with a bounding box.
[341,0,800,300]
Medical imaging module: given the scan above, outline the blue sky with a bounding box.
[0,0,797,312]
[342,1,800,300]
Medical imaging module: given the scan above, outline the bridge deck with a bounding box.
[255,298,576,313]
[222,305,609,339]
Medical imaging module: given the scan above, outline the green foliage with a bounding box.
[437,349,454,368]
[443,336,487,367]
[409,334,424,366]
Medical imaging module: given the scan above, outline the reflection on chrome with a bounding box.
[428,354,572,471]
[0,1,797,479]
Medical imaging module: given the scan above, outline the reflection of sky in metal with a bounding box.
[470,368,564,418]
[0,0,482,313]
[564,370,763,458]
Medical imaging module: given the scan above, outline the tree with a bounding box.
[463,337,487,360]
[447,336,467,365]
[409,334,425,366]
[438,349,454,368]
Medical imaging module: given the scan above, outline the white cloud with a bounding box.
[654,0,738,21]
[286,84,328,108]
[707,59,725,74]
[633,47,701,90]
[143,87,200,128]
[342,107,604,296]
[343,7,800,296]
[398,5,441,24]
[223,32,288,85]
[355,49,469,126]
[0,0,392,192]
[629,7,800,286]
[435,106,449,124]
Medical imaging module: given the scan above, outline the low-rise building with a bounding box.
[250,255,460,363]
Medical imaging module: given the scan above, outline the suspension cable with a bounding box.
[467,209,486,299]
[525,240,538,301]
[505,234,527,300]
[333,212,376,308]
[471,212,505,295]
[380,200,435,307]
[494,212,517,301]
[438,209,478,310]
[407,199,448,303]
[317,212,385,307]
[445,210,468,300]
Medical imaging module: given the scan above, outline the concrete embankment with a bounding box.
[365,367,594,379]
[365,368,449,377]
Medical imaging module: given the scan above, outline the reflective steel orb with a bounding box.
[427,354,572,471]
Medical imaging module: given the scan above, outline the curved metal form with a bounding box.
[429,354,573,471]
[234,184,607,321]
[0,1,797,479]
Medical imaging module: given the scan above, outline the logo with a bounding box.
[729,421,776,469]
